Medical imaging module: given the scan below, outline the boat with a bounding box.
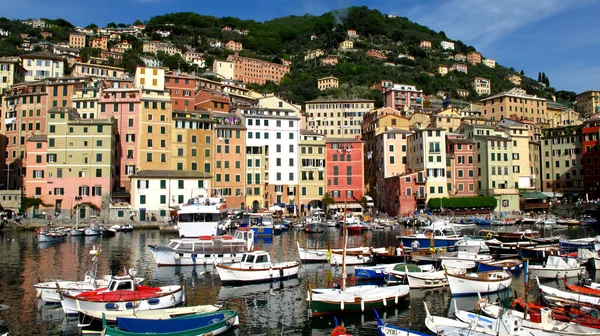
[374,309,428,336]
[476,259,523,274]
[383,264,436,285]
[486,240,537,258]
[329,248,385,266]
[528,255,584,279]
[36,227,68,243]
[518,245,561,261]
[563,277,600,297]
[406,269,452,289]
[580,216,598,226]
[446,269,512,296]
[241,213,274,236]
[496,229,540,242]
[557,218,581,225]
[354,263,401,280]
[307,197,410,316]
[35,246,143,303]
[510,297,600,329]
[423,302,494,336]
[438,250,494,270]
[215,250,299,284]
[102,227,117,238]
[455,303,598,336]
[60,271,185,315]
[84,226,102,236]
[79,304,221,324]
[537,277,600,308]
[177,190,228,237]
[296,242,371,263]
[330,316,351,336]
[120,224,134,232]
[454,236,491,254]
[396,223,463,249]
[560,237,599,251]
[148,228,254,266]
[102,310,238,336]
[371,246,409,264]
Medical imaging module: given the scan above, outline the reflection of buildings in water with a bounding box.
[153,264,220,305]
[217,278,300,301]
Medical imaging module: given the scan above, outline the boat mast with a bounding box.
[341,194,348,291]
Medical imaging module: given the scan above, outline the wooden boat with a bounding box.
[406,269,451,289]
[148,228,255,266]
[215,250,299,284]
[564,277,600,297]
[354,263,401,279]
[102,310,238,336]
[446,269,512,296]
[476,259,523,274]
[307,198,410,316]
[396,223,463,249]
[454,236,492,254]
[36,227,68,243]
[423,302,494,336]
[438,250,493,269]
[518,245,561,261]
[329,248,387,266]
[371,246,409,264]
[296,242,371,263]
[383,264,436,285]
[486,240,536,258]
[560,237,599,251]
[528,255,584,279]
[511,297,600,329]
[80,304,221,323]
[537,277,600,308]
[374,309,429,336]
[496,229,540,242]
[60,274,184,315]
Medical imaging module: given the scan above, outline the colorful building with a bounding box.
[446,134,477,197]
[226,53,290,85]
[304,97,374,138]
[299,129,326,213]
[582,118,600,199]
[325,137,364,212]
[213,112,246,209]
[383,84,424,112]
[480,88,547,123]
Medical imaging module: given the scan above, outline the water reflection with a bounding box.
[0,225,599,335]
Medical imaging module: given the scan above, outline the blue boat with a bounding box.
[374,309,429,336]
[518,245,561,261]
[110,310,238,335]
[354,264,401,279]
[559,238,597,252]
[476,259,523,274]
[241,214,274,237]
[396,223,463,249]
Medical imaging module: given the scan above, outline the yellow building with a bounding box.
[409,112,431,129]
[299,129,326,213]
[339,40,354,50]
[547,101,582,127]
[171,109,215,172]
[317,76,339,91]
[139,90,172,171]
[472,77,491,96]
[72,83,100,119]
[0,57,26,94]
[135,66,167,90]
[304,97,374,138]
[430,108,462,132]
[480,88,547,123]
[575,90,600,118]
[68,33,86,49]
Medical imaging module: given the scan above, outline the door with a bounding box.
[79,207,86,219]
[139,209,146,221]
[55,200,62,213]
[252,200,259,212]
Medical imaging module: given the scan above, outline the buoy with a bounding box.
[173,253,181,260]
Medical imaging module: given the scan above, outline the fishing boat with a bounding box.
[560,237,599,251]
[383,264,436,285]
[438,250,494,270]
[528,255,584,279]
[102,310,238,336]
[329,248,385,266]
[148,228,254,266]
[496,229,540,242]
[406,269,452,289]
[84,224,102,236]
[557,218,581,225]
[305,223,326,233]
[120,224,134,232]
[396,223,463,249]
[177,189,228,238]
[374,309,428,336]
[371,246,409,264]
[60,271,185,315]
[537,277,600,308]
[511,297,600,329]
[307,197,410,316]
[296,242,371,263]
[454,236,491,254]
[486,240,537,258]
[518,245,561,261]
[446,269,513,296]
[36,227,68,243]
[79,304,221,324]
[241,213,274,236]
[354,263,400,280]
[35,246,143,303]
[476,259,523,274]
[215,250,299,284]
[423,303,493,336]
[563,277,600,297]
[70,215,85,236]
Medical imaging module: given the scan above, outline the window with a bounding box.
[178,180,184,189]
[140,195,146,204]
[160,195,166,204]
[160,180,166,189]
[96,153,102,162]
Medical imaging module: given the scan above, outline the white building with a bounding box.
[140,55,162,68]
[483,58,496,68]
[212,59,234,80]
[21,51,65,81]
[0,29,9,37]
[408,128,448,201]
[237,106,301,205]
[440,41,455,50]
[130,170,212,220]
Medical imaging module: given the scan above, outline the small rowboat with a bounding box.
[476,259,523,273]
[446,269,512,296]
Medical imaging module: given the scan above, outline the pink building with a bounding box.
[384,83,424,111]
[325,137,364,208]
[24,135,48,199]
[383,172,418,216]
[98,78,141,193]
[446,135,477,196]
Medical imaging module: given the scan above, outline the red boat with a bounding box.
[564,277,600,297]
[512,297,600,329]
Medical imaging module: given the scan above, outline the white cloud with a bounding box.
[410,0,575,48]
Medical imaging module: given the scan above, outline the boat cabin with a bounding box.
[106,276,135,292]
[417,225,459,238]
[240,251,271,267]
[166,228,255,252]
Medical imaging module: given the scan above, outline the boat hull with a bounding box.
[149,245,246,266]
[308,285,410,316]
[216,262,300,284]
[329,252,372,266]
[406,271,448,289]
[61,285,185,315]
[518,246,561,261]
[113,310,238,335]
[528,266,585,279]
[446,270,513,296]
[476,259,523,274]
[397,237,461,249]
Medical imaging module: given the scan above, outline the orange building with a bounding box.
[226,53,290,85]
[225,40,243,51]
[213,112,246,209]
[467,51,482,65]
[194,89,230,112]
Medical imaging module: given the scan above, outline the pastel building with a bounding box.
[582,118,600,199]
[164,72,198,110]
[213,112,246,209]
[467,51,482,65]
[171,108,214,174]
[480,88,547,123]
[304,97,374,138]
[440,41,455,50]
[374,128,411,210]
[225,40,243,51]
[541,125,584,198]
[472,77,491,96]
[299,129,326,212]
[68,33,86,49]
[227,53,290,85]
[325,137,365,212]
[71,62,125,78]
[576,90,600,118]
[407,128,448,202]
[135,66,167,90]
[383,84,424,111]
[0,57,26,94]
[21,51,65,81]
[383,172,419,216]
[317,76,339,90]
[446,134,477,196]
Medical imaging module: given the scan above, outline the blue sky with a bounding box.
[4,0,597,93]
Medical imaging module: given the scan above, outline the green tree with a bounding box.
[133,20,144,26]
[85,23,98,29]
[117,23,127,28]
[321,193,336,211]
[106,22,117,29]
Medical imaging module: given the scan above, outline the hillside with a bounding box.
[0,7,576,107]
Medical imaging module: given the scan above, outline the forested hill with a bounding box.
[0,6,576,106]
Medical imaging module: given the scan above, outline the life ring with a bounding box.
[331,326,348,336]
[486,232,493,239]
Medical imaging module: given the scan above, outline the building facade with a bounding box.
[480,88,547,123]
[383,84,424,111]
[304,98,374,138]
[298,130,326,213]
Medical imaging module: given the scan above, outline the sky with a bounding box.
[3,0,598,93]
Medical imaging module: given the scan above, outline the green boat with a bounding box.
[102,310,239,336]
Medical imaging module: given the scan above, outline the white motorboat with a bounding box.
[528,255,584,279]
[34,246,143,303]
[296,242,371,263]
[438,251,494,270]
[455,237,491,254]
[148,228,254,266]
[215,250,299,284]
[396,222,463,249]
[177,189,228,237]
[446,269,513,296]
[84,227,102,236]
[329,247,387,266]
[70,228,85,236]
[60,272,185,315]
[383,264,436,285]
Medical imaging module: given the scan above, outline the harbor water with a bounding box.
[0,225,599,335]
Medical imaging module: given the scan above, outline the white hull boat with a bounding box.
[35,275,143,303]
[296,242,371,263]
[215,250,299,284]
[528,256,585,279]
[439,251,493,270]
[84,227,102,236]
[423,303,495,336]
[329,249,378,266]
[149,228,254,266]
[406,270,449,289]
[446,269,512,296]
[537,277,600,307]
[70,228,85,236]
[308,285,410,316]
[79,304,220,323]
[455,238,491,254]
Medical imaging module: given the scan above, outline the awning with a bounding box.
[520,192,549,200]
[541,192,563,198]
